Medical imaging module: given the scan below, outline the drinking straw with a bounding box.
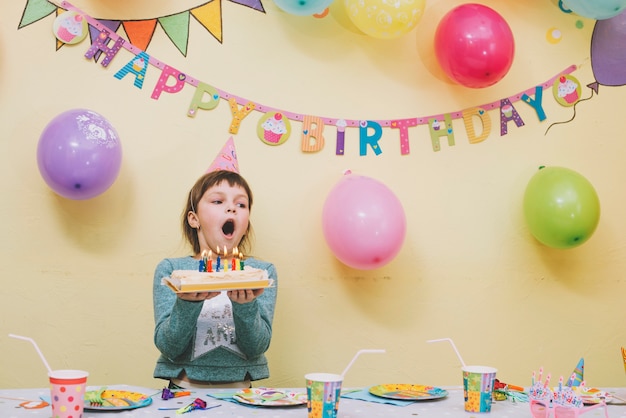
[426,338,467,368]
[341,349,386,378]
[8,334,53,374]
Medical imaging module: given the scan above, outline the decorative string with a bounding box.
[544,89,595,135]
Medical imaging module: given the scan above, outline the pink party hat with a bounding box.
[566,358,584,387]
[206,137,239,173]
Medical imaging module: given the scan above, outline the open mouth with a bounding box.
[222,220,235,236]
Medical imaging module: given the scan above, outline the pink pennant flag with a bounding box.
[206,137,239,173]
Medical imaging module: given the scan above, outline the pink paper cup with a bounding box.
[305,373,343,418]
[48,370,88,418]
[462,365,497,413]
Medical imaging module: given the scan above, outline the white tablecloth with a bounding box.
[1,385,626,417]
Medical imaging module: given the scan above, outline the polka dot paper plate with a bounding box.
[84,389,153,411]
[233,388,307,406]
[369,384,448,401]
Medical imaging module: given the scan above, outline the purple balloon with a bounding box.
[590,10,626,87]
[37,109,122,200]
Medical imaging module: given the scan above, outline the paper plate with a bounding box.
[579,388,613,404]
[369,384,448,401]
[84,389,153,411]
[233,388,307,406]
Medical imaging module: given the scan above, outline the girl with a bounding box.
[152,170,278,389]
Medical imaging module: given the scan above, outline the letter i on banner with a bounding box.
[84,30,125,67]
[428,114,455,151]
[151,65,187,100]
[301,115,325,152]
[462,107,491,144]
[188,82,221,117]
[114,51,150,89]
[335,119,347,155]
[359,120,383,156]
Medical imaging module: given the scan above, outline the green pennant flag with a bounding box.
[19,0,57,28]
[158,11,191,56]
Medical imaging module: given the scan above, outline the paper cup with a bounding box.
[462,365,497,413]
[48,369,88,418]
[305,373,343,418]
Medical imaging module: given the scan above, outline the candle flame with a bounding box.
[201,250,207,257]
[208,249,212,258]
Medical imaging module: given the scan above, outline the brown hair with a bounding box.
[182,170,254,255]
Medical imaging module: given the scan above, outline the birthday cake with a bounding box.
[163,267,271,293]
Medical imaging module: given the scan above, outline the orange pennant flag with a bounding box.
[122,19,158,51]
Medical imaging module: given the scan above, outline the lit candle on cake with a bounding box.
[207,250,213,272]
[223,246,229,272]
[239,252,245,270]
[232,247,238,271]
[215,247,221,272]
[199,250,207,272]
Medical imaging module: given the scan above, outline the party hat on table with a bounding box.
[206,136,239,173]
[566,358,584,387]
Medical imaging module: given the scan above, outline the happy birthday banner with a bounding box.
[36,1,583,157]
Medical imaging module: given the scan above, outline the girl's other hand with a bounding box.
[227,288,264,304]
[178,291,221,302]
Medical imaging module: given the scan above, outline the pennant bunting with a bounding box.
[26,1,585,158]
[19,0,264,53]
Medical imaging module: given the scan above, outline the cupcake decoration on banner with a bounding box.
[257,112,291,145]
[52,10,88,45]
[553,75,582,106]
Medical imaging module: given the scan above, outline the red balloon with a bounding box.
[434,4,515,88]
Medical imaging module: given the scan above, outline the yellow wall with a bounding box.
[2,0,625,390]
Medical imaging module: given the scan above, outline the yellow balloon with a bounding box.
[344,0,426,39]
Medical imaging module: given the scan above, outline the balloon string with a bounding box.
[544,90,595,135]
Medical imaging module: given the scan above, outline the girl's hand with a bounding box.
[227,288,265,304]
[177,291,221,302]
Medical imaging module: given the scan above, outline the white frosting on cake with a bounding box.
[163,267,270,293]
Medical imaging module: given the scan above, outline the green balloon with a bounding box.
[523,166,600,249]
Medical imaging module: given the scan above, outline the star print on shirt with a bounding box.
[192,293,246,359]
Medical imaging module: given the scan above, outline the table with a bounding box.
[1,385,626,417]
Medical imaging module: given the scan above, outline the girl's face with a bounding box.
[192,180,250,256]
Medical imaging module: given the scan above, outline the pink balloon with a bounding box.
[37,109,122,200]
[434,4,515,88]
[322,172,406,270]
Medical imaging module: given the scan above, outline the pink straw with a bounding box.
[426,338,467,368]
[9,334,53,374]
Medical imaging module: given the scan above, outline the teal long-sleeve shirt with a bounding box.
[152,256,277,383]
